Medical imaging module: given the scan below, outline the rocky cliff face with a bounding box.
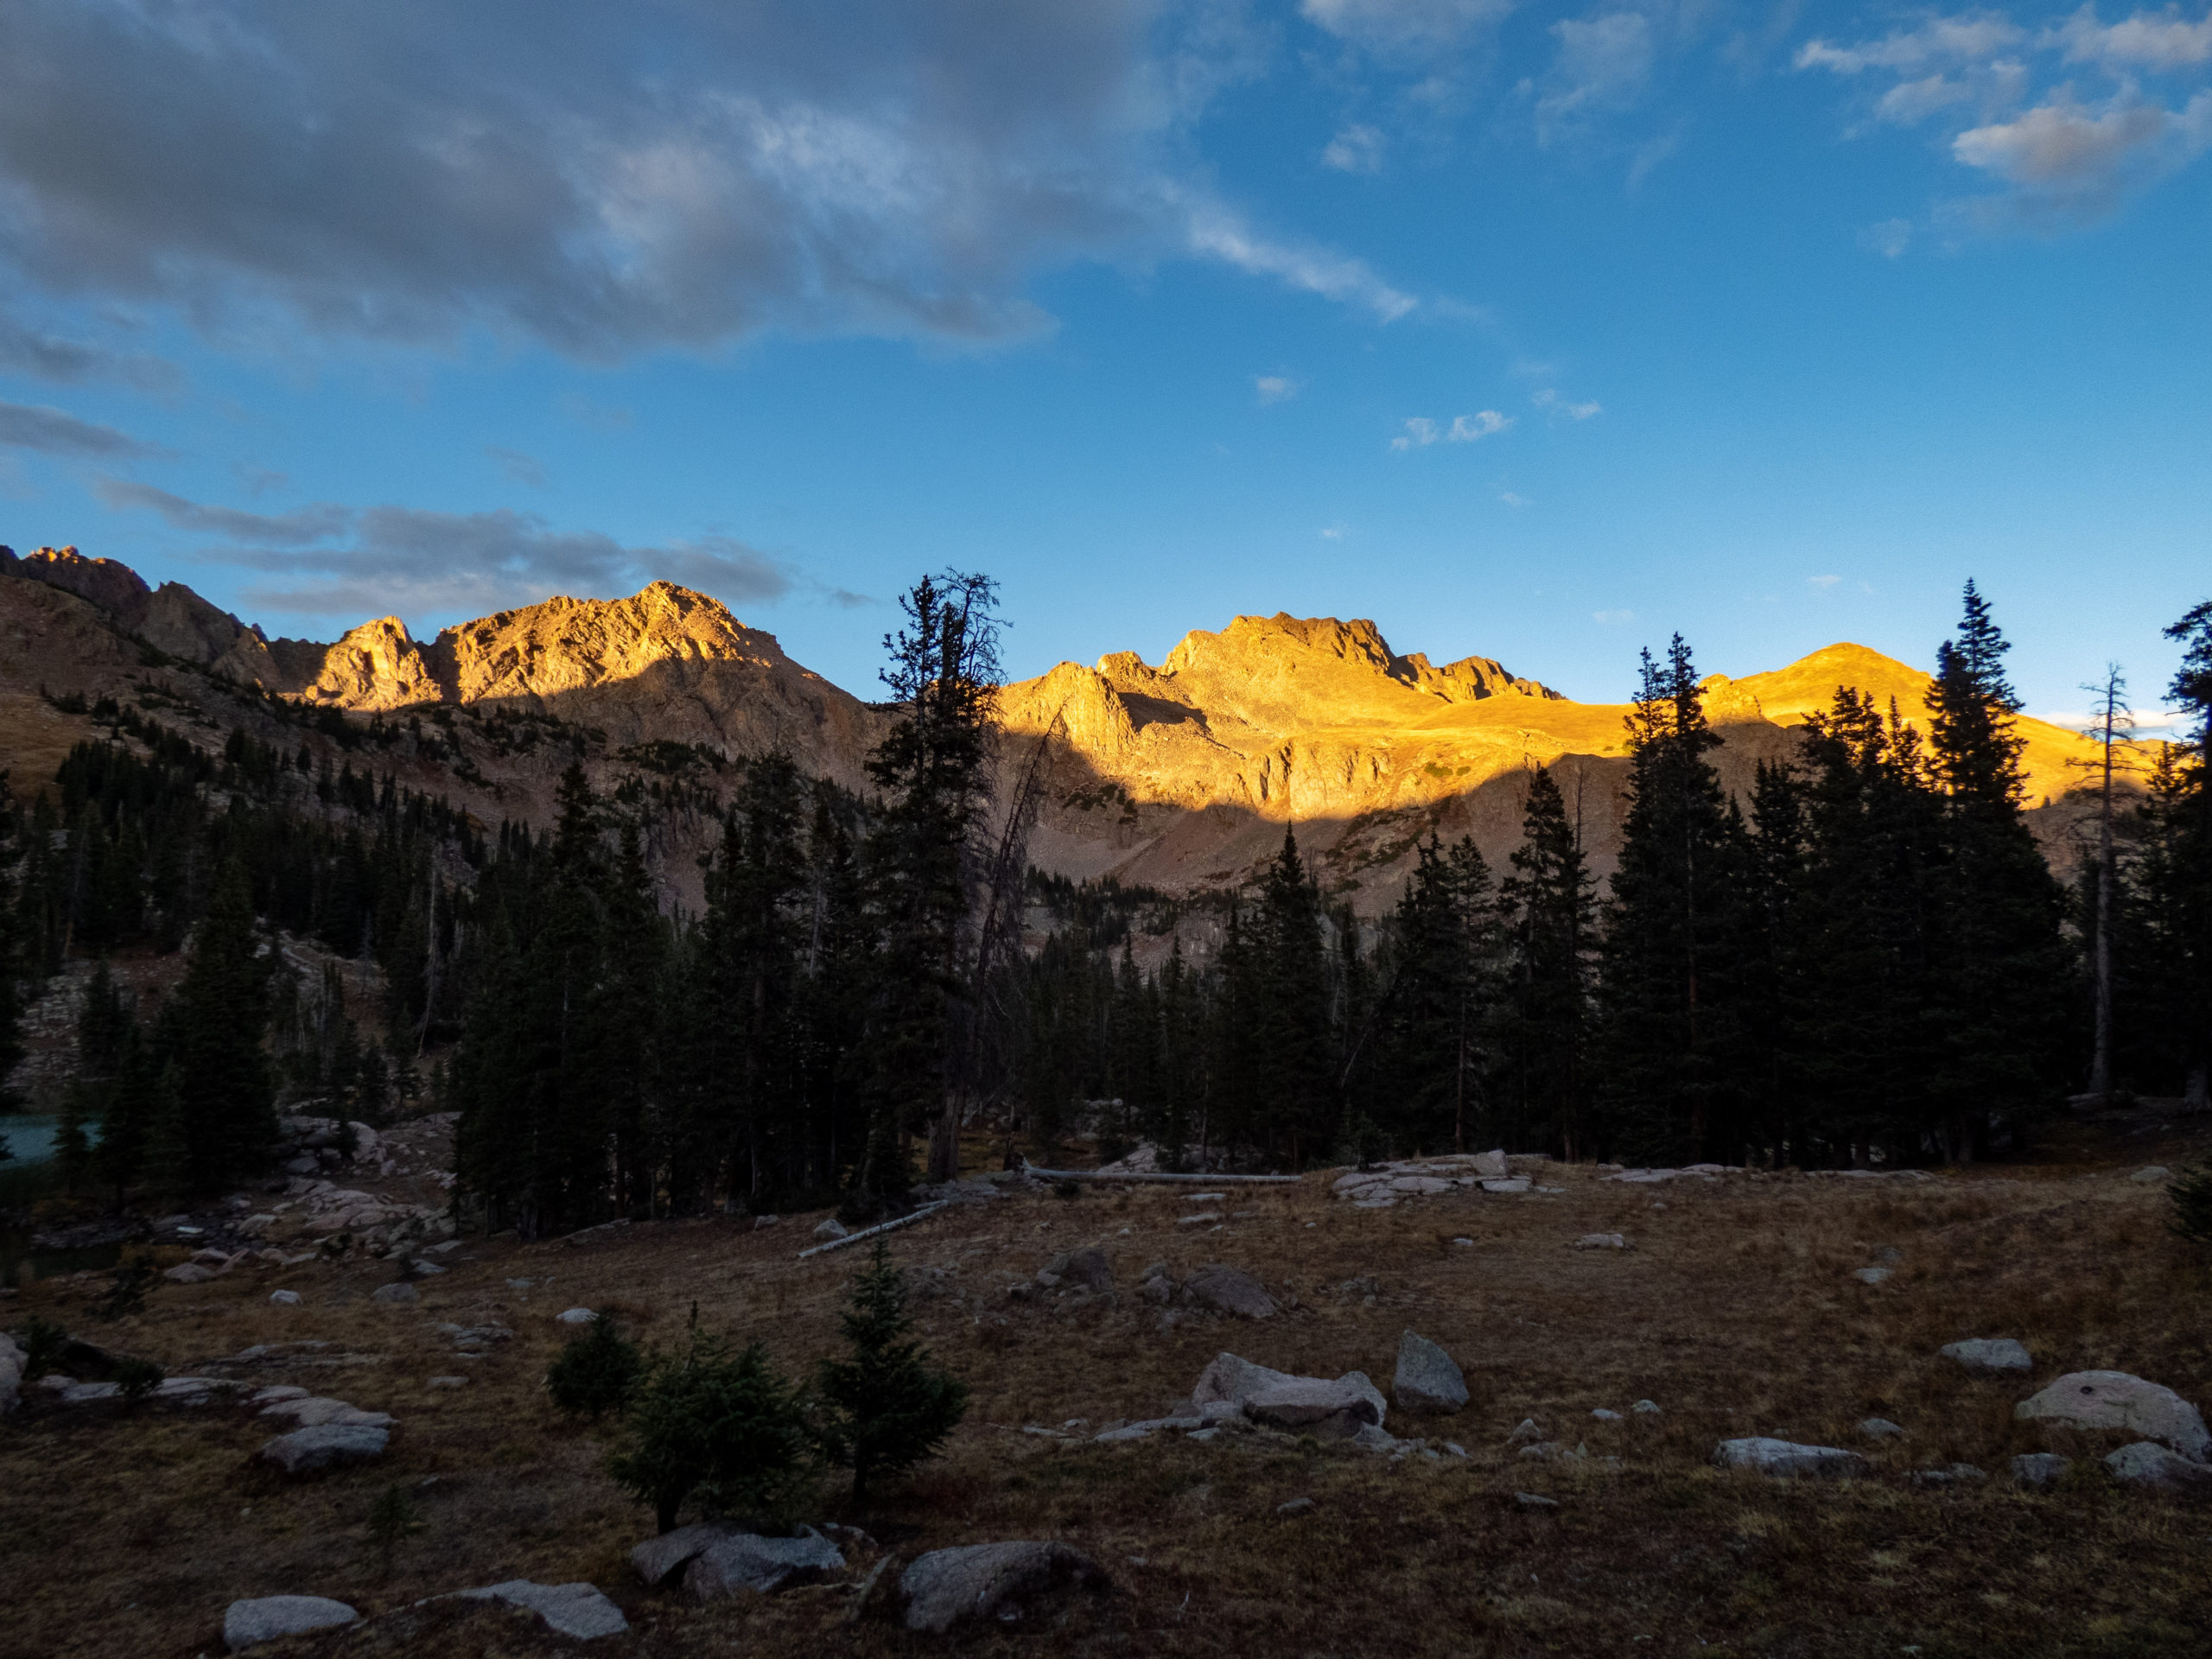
[0,546,2103,912]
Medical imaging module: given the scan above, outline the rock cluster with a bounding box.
[253,1385,393,1477]
[2015,1371,2210,1461]
[1332,1150,1548,1206]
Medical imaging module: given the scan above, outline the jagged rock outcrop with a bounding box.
[0,546,2107,917]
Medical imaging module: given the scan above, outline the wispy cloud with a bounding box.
[1321,124,1387,174]
[1807,573,1841,589]
[0,399,168,458]
[1534,388,1602,419]
[1800,8,2212,223]
[1860,217,1915,257]
[1592,607,1635,624]
[1301,0,1515,54]
[1449,410,1512,439]
[1255,374,1299,404]
[0,316,179,392]
[1184,204,1418,322]
[91,476,347,544]
[486,445,549,488]
[1499,490,1530,507]
[1537,11,1658,144]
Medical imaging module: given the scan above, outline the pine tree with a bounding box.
[1498,767,1599,1156]
[1920,583,2072,1158]
[1596,640,1751,1163]
[163,859,276,1191]
[2159,600,2212,1107]
[859,572,1002,1195]
[1247,827,1334,1166]
[813,1240,969,1503]
[1374,833,1498,1154]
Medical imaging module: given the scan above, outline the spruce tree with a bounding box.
[1498,766,1599,1156]
[2159,600,2212,1107]
[813,1240,969,1503]
[1376,833,1499,1154]
[1596,639,1751,1163]
[1247,827,1335,1166]
[859,572,1001,1194]
[164,859,276,1191]
[1920,583,2072,1158]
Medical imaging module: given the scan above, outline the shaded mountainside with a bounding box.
[0,544,2107,912]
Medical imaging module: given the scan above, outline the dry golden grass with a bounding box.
[6,1128,2212,1659]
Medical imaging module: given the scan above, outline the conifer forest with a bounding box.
[9,577,2211,1232]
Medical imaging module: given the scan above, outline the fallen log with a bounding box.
[1020,1161,1301,1186]
[797,1202,951,1260]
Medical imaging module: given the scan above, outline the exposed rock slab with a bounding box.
[223,1595,359,1651]
[683,1529,846,1599]
[2103,1442,2212,1494]
[1713,1438,1867,1478]
[454,1580,628,1640]
[899,1541,1109,1634]
[2017,1371,2210,1460]
[1940,1338,2031,1376]
[1393,1330,1468,1415]
[257,1423,389,1477]
[1181,1266,1278,1319]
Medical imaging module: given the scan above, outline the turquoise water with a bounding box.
[0,1116,61,1165]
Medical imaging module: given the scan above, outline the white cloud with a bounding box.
[1535,388,1602,419]
[1391,416,1440,448]
[1861,216,1915,256]
[1448,410,1512,440]
[1953,88,2212,207]
[1319,524,1345,538]
[1874,73,1980,124]
[1184,204,1419,322]
[1538,12,1657,142]
[1255,374,1299,404]
[2050,6,2212,71]
[1301,0,1515,54]
[1592,607,1635,624]
[1499,490,1530,507]
[1807,574,1841,588]
[1321,124,1387,174]
[1797,15,2028,75]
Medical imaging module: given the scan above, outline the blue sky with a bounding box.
[0,2,2206,724]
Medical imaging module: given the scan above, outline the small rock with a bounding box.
[813,1218,849,1242]
[269,1289,302,1306]
[257,1423,390,1478]
[1859,1417,1907,1441]
[1176,1211,1224,1228]
[1140,1262,1171,1282]
[371,1282,419,1306]
[1940,1338,2031,1376]
[1274,1497,1315,1517]
[1592,1408,1624,1422]
[1514,1491,1560,1511]
[685,1529,847,1599]
[223,1595,359,1651]
[1871,1245,1904,1264]
[2130,1166,2171,1184]
[455,1580,628,1640]
[409,1260,445,1276]
[1043,1248,1113,1293]
[1631,1399,1661,1415]
[1910,1463,1988,1486]
[753,1214,782,1229]
[165,1263,219,1284]
[556,1307,597,1325]
[1348,1423,1398,1452]
[632,1523,728,1586]
[1444,1440,1468,1457]
[1181,1266,1279,1319]
[2103,1442,2212,1494]
[1479,1178,1531,1194]
[1853,1267,1893,1286]
[1394,1330,1469,1415]
[428,1376,468,1389]
[1713,1438,1867,1478]
[1573,1233,1627,1250]
[899,1541,1109,1634]
[2017,1372,2211,1460]
[1507,1417,1544,1444]
[2011,1452,2070,1489]
[1471,1148,1510,1177]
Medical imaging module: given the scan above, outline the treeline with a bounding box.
[1021,587,2212,1171]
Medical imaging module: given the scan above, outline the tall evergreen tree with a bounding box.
[857,572,1001,1199]
[1245,827,1334,1166]
[1497,766,1599,1156]
[2159,600,2212,1107]
[1596,639,1751,1163]
[163,858,276,1191]
[1920,582,2072,1157]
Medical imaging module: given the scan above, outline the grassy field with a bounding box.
[4,1118,2210,1659]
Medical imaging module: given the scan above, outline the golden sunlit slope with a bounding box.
[1706,640,2099,809]
[1001,619,2107,907]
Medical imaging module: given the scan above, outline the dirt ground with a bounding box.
[4,1113,2210,1659]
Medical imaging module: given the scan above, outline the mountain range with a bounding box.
[0,543,2105,912]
